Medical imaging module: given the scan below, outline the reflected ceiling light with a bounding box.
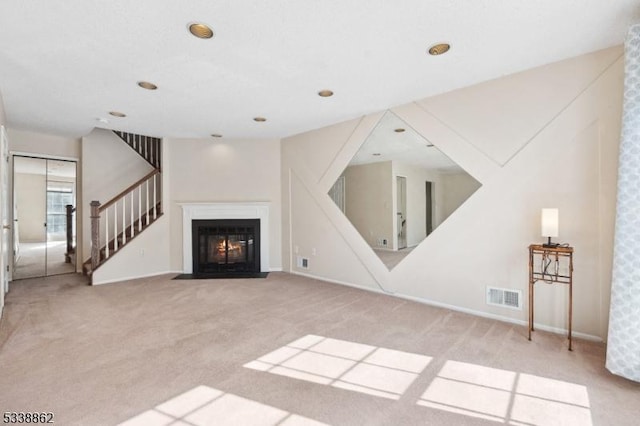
[318,89,334,97]
[253,117,267,122]
[394,128,405,133]
[211,134,222,138]
[109,111,126,117]
[428,43,451,56]
[138,81,158,90]
[97,118,109,124]
[189,23,214,39]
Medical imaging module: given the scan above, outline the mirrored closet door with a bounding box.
[13,156,77,280]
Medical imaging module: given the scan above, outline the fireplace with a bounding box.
[180,202,271,277]
[192,219,260,276]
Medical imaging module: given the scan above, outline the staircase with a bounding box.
[83,131,163,280]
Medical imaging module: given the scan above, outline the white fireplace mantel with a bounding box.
[179,202,270,273]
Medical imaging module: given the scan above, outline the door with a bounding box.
[1,126,9,314]
[426,181,434,236]
[12,156,77,280]
[396,176,407,249]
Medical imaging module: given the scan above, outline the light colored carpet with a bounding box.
[0,272,639,425]
[374,247,414,269]
[13,241,75,279]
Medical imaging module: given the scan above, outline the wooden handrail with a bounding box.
[99,169,160,212]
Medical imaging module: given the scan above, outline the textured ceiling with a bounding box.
[0,1,638,139]
[350,111,459,172]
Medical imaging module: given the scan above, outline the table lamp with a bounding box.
[541,208,559,248]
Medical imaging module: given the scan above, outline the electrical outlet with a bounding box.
[296,256,309,269]
[312,248,316,256]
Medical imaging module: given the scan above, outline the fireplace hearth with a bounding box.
[191,219,263,278]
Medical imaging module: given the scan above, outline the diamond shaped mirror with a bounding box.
[328,111,481,270]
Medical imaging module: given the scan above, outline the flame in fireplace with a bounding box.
[217,240,242,253]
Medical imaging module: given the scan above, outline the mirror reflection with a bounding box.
[329,111,481,269]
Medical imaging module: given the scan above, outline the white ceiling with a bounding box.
[350,111,460,173]
[0,1,638,139]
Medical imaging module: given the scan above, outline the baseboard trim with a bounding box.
[92,270,177,285]
[287,270,603,343]
[290,270,386,295]
[393,292,603,342]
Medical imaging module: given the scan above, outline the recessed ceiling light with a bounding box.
[253,117,267,122]
[189,23,214,39]
[428,43,451,56]
[318,89,334,97]
[211,134,222,138]
[138,81,158,90]
[372,153,381,156]
[109,111,126,118]
[394,128,405,133]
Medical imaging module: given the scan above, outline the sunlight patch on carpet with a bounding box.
[244,334,433,400]
[118,385,328,426]
[418,360,592,425]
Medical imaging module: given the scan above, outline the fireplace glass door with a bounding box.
[193,219,260,275]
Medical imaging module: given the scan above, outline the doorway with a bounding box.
[1,127,9,314]
[12,155,77,280]
[396,176,407,249]
[426,181,434,236]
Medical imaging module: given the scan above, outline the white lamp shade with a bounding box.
[541,208,559,238]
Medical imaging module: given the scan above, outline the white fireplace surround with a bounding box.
[180,202,270,273]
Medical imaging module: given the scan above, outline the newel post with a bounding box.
[90,201,101,270]
[64,204,75,263]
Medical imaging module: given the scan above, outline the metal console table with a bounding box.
[528,244,574,350]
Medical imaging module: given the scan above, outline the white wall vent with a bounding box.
[486,287,522,310]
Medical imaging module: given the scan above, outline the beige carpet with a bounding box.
[13,241,75,279]
[373,247,414,269]
[0,272,639,425]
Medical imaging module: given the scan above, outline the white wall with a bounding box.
[81,128,154,263]
[0,89,7,314]
[167,138,282,272]
[392,161,445,248]
[440,172,481,222]
[344,162,393,249]
[91,134,171,285]
[281,46,623,340]
[0,90,6,126]
[7,128,80,159]
[14,173,46,242]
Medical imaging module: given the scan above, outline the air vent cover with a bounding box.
[486,287,522,310]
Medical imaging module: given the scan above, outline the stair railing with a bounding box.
[113,131,162,170]
[90,169,162,271]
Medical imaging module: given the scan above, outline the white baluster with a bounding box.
[122,196,127,245]
[105,209,110,259]
[114,203,118,251]
[138,185,142,232]
[146,179,150,225]
[153,173,157,220]
[130,191,135,238]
